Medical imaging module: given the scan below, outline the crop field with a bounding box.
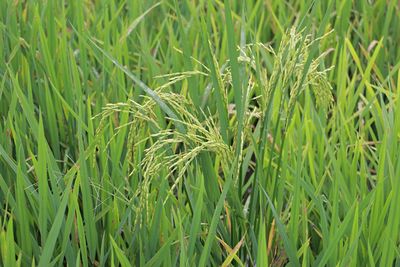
[1,0,400,266]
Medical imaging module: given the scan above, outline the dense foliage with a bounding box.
[1,0,400,266]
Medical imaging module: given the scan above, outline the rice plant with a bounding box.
[1,0,400,266]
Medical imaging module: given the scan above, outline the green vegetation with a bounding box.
[1,0,400,266]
